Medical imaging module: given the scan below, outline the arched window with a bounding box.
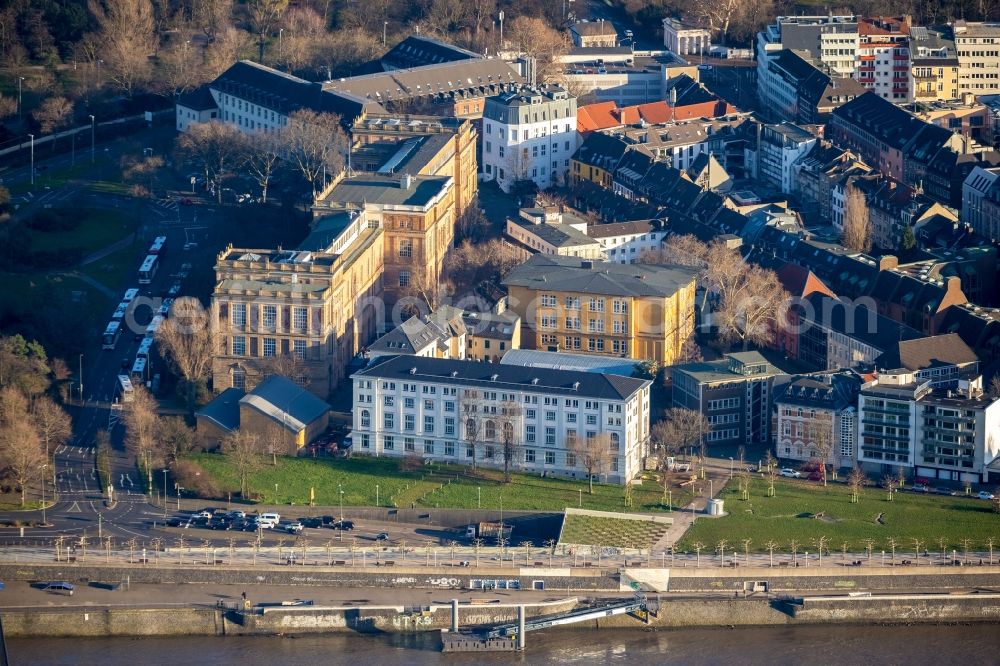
[485,420,497,440]
[467,418,478,439]
[360,410,370,428]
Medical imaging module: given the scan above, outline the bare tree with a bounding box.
[848,466,866,504]
[32,96,74,145]
[661,408,710,460]
[841,182,872,253]
[763,451,777,496]
[570,432,613,494]
[0,95,16,121]
[88,0,156,96]
[242,130,282,204]
[284,109,347,198]
[882,473,898,501]
[191,0,234,42]
[175,121,245,203]
[714,263,790,352]
[494,400,522,483]
[460,390,482,469]
[764,539,778,567]
[155,296,218,419]
[247,0,289,62]
[31,396,72,474]
[810,414,834,487]
[400,265,452,315]
[223,429,264,498]
[694,0,751,45]
[506,16,570,83]
[0,420,45,506]
[124,385,162,486]
[988,376,1000,400]
[455,204,491,242]
[160,416,196,464]
[639,234,711,270]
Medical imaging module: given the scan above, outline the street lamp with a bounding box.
[278,29,283,62]
[274,483,279,501]
[375,484,379,507]
[41,465,47,525]
[383,21,388,47]
[162,469,168,519]
[89,115,95,164]
[339,485,344,522]
[729,457,734,479]
[18,76,24,121]
[28,134,34,187]
[498,11,504,50]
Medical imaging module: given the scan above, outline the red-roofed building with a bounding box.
[774,263,836,359]
[578,101,620,133]
[577,75,735,134]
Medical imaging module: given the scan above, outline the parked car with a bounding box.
[159,298,174,316]
[375,532,389,541]
[779,468,801,478]
[300,517,323,529]
[182,241,198,251]
[911,484,930,493]
[284,522,304,534]
[333,520,355,531]
[227,510,246,520]
[43,581,74,595]
[977,491,995,500]
[178,263,192,278]
[193,510,212,520]
[697,64,713,71]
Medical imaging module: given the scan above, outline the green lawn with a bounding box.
[560,514,670,549]
[678,478,1000,554]
[79,242,143,291]
[28,207,134,253]
[187,453,672,513]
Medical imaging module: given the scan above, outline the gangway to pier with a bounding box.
[485,596,649,640]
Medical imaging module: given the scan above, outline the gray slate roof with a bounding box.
[240,375,331,432]
[354,355,650,401]
[503,254,697,298]
[319,174,451,208]
[196,387,245,432]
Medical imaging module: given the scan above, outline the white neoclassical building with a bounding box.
[663,18,711,56]
[350,355,651,484]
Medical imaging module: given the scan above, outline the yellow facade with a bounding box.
[911,63,959,101]
[571,158,614,189]
[211,227,384,400]
[351,113,479,218]
[506,280,696,366]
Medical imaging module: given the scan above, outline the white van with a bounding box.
[255,513,281,529]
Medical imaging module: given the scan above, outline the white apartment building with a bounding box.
[857,371,1000,484]
[350,355,651,484]
[662,18,711,56]
[757,15,860,112]
[585,220,668,264]
[953,21,1000,95]
[482,85,579,193]
[746,122,817,194]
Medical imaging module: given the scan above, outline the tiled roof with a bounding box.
[798,293,922,352]
[323,58,523,104]
[369,306,466,355]
[578,101,620,132]
[875,333,979,372]
[500,349,642,376]
[353,354,650,401]
[381,35,479,70]
[318,174,451,208]
[573,132,630,170]
[177,85,218,111]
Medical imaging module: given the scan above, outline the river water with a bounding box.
[10,624,1000,665]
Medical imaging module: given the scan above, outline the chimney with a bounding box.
[400,173,414,190]
[878,255,899,271]
[669,86,677,107]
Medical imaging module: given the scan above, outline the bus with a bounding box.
[117,375,134,403]
[122,288,140,303]
[138,255,159,284]
[112,301,129,320]
[148,236,167,256]
[101,321,122,350]
[145,314,164,338]
[136,337,154,360]
[130,356,147,383]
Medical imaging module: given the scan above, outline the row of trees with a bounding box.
[175,111,348,202]
[0,334,74,506]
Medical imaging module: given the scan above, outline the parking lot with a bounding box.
[154,508,465,547]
